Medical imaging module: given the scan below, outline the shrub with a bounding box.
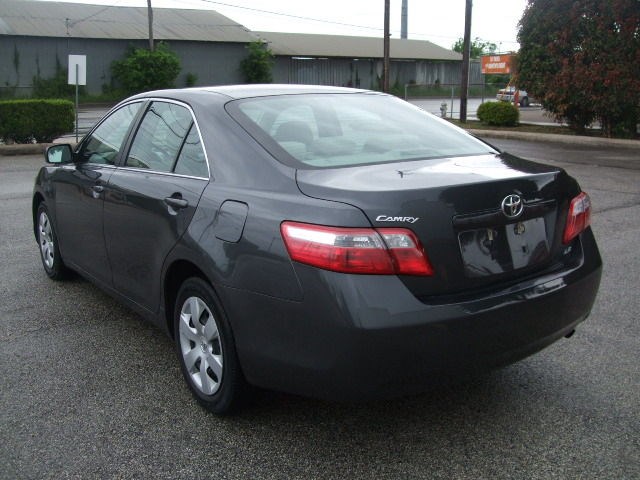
[185,72,198,88]
[111,42,181,95]
[0,99,74,143]
[240,41,274,83]
[477,101,519,126]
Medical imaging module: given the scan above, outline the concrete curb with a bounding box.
[1,128,638,156]
[0,143,51,156]
[467,128,640,150]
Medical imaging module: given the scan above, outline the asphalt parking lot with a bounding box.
[1,139,639,479]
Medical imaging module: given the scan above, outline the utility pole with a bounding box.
[383,0,390,92]
[459,0,472,122]
[401,0,408,39]
[147,0,154,51]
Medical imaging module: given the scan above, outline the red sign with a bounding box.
[481,54,513,75]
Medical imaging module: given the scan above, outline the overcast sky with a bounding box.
[39,0,528,51]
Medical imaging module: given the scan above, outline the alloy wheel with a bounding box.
[178,296,223,395]
[38,211,55,269]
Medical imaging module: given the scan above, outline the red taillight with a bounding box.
[280,222,434,276]
[563,192,592,244]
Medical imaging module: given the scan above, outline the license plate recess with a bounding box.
[458,217,550,277]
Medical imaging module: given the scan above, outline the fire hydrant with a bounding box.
[440,102,448,117]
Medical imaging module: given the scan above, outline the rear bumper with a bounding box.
[221,230,602,401]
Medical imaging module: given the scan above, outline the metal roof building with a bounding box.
[0,0,257,94]
[0,0,475,95]
[257,31,462,62]
[0,0,254,42]
[255,31,470,89]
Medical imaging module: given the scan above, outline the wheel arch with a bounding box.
[32,192,45,239]
[163,259,212,339]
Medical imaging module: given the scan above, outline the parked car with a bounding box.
[497,86,531,107]
[34,85,601,414]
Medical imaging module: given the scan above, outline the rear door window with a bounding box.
[126,101,194,173]
[173,125,208,178]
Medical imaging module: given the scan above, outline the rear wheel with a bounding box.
[520,96,530,107]
[174,277,245,414]
[36,204,70,280]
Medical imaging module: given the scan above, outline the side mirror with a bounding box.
[45,144,74,164]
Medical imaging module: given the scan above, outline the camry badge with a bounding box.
[375,215,419,224]
[501,194,524,219]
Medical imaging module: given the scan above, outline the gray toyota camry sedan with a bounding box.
[33,85,602,413]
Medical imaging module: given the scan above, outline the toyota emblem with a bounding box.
[501,194,524,219]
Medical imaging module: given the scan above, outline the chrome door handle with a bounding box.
[91,185,104,199]
[164,197,189,209]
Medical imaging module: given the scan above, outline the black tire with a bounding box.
[36,203,70,280]
[520,97,530,107]
[174,277,245,414]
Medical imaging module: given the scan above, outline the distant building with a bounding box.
[0,0,479,96]
[257,31,479,89]
[0,0,256,95]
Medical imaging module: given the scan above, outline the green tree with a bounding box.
[111,41,181,95]
[452,37,497,59]
[516,0,640,137]
[240,41,275,83]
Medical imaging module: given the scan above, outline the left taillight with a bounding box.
[563,192,592,244]
[280,221,434,276]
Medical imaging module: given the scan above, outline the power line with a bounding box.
[193,0,387,32]
[184,0,520,45]
[67,1,123,27]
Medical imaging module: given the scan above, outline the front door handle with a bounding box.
[91,184,104,199]
[164,196,189,210]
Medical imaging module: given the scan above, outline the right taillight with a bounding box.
[563,192,592,244]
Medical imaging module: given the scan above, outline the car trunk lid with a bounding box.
[296,152,576,297]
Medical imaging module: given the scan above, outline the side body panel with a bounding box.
[51,163,115,285]
[103,170,207,312]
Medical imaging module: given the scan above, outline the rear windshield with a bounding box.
[226,93,495,169]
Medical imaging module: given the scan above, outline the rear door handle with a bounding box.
[164,197,189,209]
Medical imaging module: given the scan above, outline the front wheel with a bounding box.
[36,204,70,280]
[174,277,245,414]
[520,97,530,107]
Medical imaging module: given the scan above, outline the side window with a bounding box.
[126,102,192,173]
[174,125,208,178]
[78,102,141,165]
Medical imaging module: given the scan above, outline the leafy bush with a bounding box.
[0,99,74,143]
[477,101,519,126]
[112,42,181,95]
[240,41,274,83]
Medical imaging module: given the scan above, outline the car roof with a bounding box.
[203,84,369,99]
[131,84,371,102]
